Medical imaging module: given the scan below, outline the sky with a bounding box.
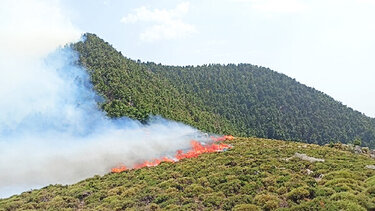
[3,0,375,117]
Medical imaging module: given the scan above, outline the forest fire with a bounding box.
[111,135,234,173]
[211,135,234,142]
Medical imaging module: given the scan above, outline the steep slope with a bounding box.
[148,62,375,147]
[72,33,375,147]
[72,34,234,132]
[1,138,374,210]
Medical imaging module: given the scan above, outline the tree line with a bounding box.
[72,33,375,147]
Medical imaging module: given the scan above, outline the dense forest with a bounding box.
[72,33,375,147]
[1,138,374,210]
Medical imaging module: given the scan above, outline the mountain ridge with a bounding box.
[72,33,375,147]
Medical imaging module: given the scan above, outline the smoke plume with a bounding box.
[0,0,207,198]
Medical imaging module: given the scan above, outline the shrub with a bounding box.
[289,197,329,210]
[184,184,211,197]
[147,203,160,211]
[222,195,252,210]
[233,204,261,211]
[262,176,276,187]
[366,186,375,197]
[217,179,243,196]
[314,187,335,197]
[324,170,365,181]
[286,187,310,203]
[333,200,366,211]
[254,193,280,210]
[353,138,362,146]
[276,186,288,195]
[324,178,363,192]
[365,175,375,186]
[201,192,225,208]
[330,192,371,210]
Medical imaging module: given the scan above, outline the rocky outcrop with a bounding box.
[294,153,325,162]
[325,143,375,159]
[354,145,362,154]
[285,153,325,163]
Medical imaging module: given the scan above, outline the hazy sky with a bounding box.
[11,0,375,117]
[0,0,207,197]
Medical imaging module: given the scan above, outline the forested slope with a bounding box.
[72,34,235,133]
[147,62,375,147]
[72,33,375,147]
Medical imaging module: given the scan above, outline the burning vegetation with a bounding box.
[111,135,234,173]
[2,137,375,210]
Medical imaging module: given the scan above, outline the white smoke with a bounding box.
[0,0,207,198]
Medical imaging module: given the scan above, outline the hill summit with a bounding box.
[72,33,375,147]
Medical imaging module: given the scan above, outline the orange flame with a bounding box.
[176,141,231,160]
[133,157,175,169]
[111,165,127,173]
[111,135,233,173]
[210,135,234,142]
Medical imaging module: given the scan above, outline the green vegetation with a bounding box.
[354,138,362,146]
[72,33,375,147]
[4,33,371,210]
[1,137,374,210]
[72,34,233,131]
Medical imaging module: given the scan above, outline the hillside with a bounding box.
[1,137,374,210]
[72,33,375,147]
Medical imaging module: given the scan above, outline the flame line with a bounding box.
[111,135,234,173]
